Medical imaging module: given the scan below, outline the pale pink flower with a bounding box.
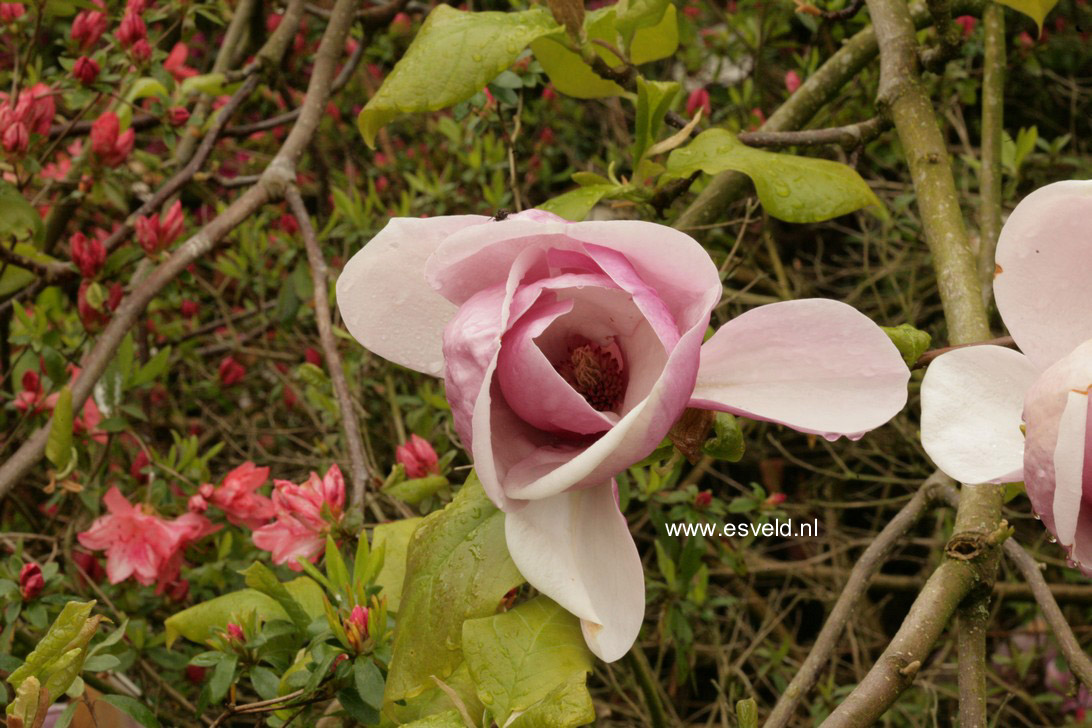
[77,487,215,586]
[336,211,909,660]
[396,434,439,477]
[252,464,345,569]
[205,462,274,529]
[921,180,1092,575]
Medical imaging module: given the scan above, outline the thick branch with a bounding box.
[286,186,370,509]
[976,3,1005,308]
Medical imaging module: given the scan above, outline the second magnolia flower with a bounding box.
[337,210,910,661]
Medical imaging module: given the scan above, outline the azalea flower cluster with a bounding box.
[77,460,357,592]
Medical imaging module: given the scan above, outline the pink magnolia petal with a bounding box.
[503,482,644,662]
[583,244,680,350]
[336,215,489,376]
[993,180,1092,370]
[920,345,1036,484]
[1024,339,1092,544]
[498,297,619,435]
[1051,390,1088,549]
[690,299,909,440]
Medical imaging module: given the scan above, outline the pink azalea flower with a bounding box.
[163,43,198,82]
[135,199,185,253]
[252,464,345,569]
[396,434,439,478]
[205,462,274,529]
[77,487,216,586]
[336,211,909,660]
[921,180,1092,574]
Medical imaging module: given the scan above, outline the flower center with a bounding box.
[557,340,625,412]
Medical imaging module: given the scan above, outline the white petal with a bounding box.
[336,215,488,376]
[504,483,644,662]
[690,299,909,440]
[1051,390,1088,548]
[920,345,1036,484]
[993,180,1092,369]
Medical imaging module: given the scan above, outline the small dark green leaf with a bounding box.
[208,653,238,704]
[353,657,384,709]
[45,387,74,471]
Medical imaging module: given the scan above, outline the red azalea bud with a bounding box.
[180,299,199,318]
[955,15,976,37]
[686,87,711,118]
[73,56,100,85]
[165,578,189,602]
[70,231,106,278]
[21,368,39,394]
[391,11,412,34]
[19,562,44,601]
[225,622,245,642]
[344,604,370,652]
[72,549,106,583]
[218,356,246,386]
[90,112,134,167]
[784,70,801,94]
[185,665,207,684]
[763,492,787,507]
[71,5,108,49]
[396,434,440,478]
[188,493,208,512]
[0,3,26,22]
[2,121,28,155]
[130,450,150,481]
[542,84,557,102]
[129,38,151,63]
[107,282,124,310]
[116,10,146,47]
[167,106,190,126]
[695,490,712,508]
[304,347,322,366]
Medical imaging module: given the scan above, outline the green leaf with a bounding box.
[125,77,169,103]
[383,475,449,505]
[164,577,325,648]
[462,597,593,726]
[208,653,238,704]
[45,387,74,472]
[505,672,596,728]
[385,473,524,702]
[634,77,680,163]
[8,601,98,688]
[0,244,61,298]
[629,3,678,64]
[529,35,623,99]
[249,666,280,701]
[353,657,384,709]
[372,518,423,613]
[325,535,352,596]
[880,323,932,366]
[180,73,227,96]
[382,662,483,725]
[736,697,759,728]
[357,6,559,147]
[616,0,670,46]
[666,128,883,223]
[240,563,312,634]
[130,347,171,388]
[401,709,466,727]
[6,676,43,727]
[537,184,621,221]
[99,694,162,728]
[338,685,381,724]
[702,412,745,462]
[992,0,1057,31]
[0,181,43,246]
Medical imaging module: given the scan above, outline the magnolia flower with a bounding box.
[252,464,345,568]
[204,462,274,529]
[78,487,216,586]
[921,180,1092,573]
[336,211,909,661]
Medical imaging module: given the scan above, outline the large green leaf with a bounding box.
[239,563,313,633]
[358,6,559,147]
[537,184,622,221]
[616,0,671,46]
[384,473,524,702]
[382,661,484,725]
[7,601,100,688]
[993,0,1057,31]
[372,518,422,613]
[164,577,324,647]
[507,672,597,728]
[462,597,593,726]
[634,77,680,163]
[400,710,466,727]
[666,129,883,223]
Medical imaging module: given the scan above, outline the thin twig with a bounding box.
[286,185,371,510]
[912,335,1015,369]
[738,116,888,149]
[0,245,74,281]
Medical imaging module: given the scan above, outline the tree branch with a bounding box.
[285,185,371,510]
[976,3,1005,308]
[763,471,950,728]
[737,116,888,149]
